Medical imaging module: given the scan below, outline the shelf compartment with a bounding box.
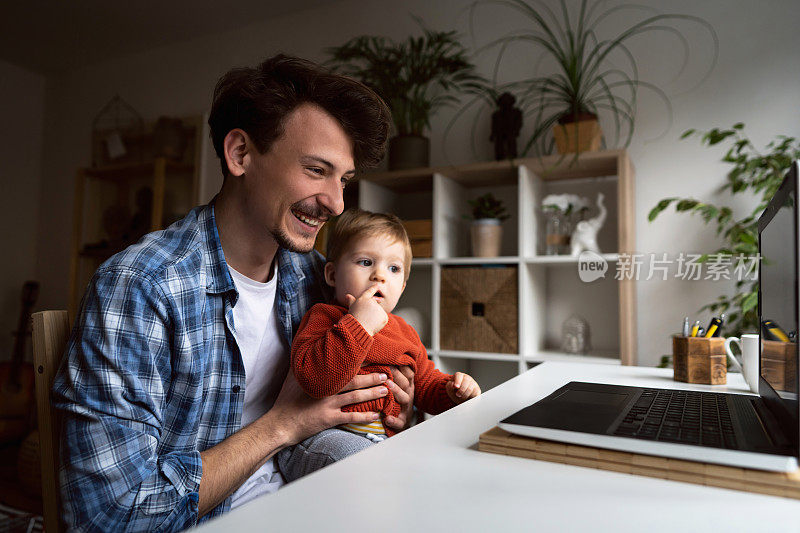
[532,174,620,257]
[436,354,519,391]
[434,173,519,258]
[360,150,626,188]
[437,256,519,265]
[524,351,620,365]
[541,265,621,358]
[437,350,520,362]
[358,179,432,222]
[525,253,619,264]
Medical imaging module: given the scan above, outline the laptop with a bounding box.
[499,161,800,472]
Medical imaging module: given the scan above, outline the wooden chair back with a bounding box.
[31,310,69,533]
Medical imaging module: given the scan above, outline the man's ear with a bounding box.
[324,262,336,287]
[223,129,250,177]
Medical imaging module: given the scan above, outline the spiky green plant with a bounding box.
[649,124,800,336]
[326,18,486,137]
[468,193,510,220]
[460,0,717,156]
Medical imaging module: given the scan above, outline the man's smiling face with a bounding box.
[243,102,355,253]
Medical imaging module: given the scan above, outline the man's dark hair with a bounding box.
[208,54,391,175]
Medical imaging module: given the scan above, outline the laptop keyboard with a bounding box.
[613,389,738,449]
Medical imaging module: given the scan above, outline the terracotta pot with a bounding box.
[553,118,602,154]
[388,135,430,170]
[471,219,503,257]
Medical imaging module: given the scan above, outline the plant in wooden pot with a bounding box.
[468,193,509,257]
[326,18,486,170]
[466,0,717,156]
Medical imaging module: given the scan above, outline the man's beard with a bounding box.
[274,200,329,253]
[271,226,315,254]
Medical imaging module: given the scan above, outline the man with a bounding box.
[53,55,412,531]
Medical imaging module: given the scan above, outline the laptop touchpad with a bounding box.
[554,389,629,406]
[505,387,632,434]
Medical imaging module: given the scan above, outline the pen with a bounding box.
[762,319,790,342]
[682,316,690,337]
[704,315,725,338]
[690,320,700,337]
[715,313,727,337]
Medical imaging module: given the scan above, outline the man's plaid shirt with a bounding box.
[53,203,330,531]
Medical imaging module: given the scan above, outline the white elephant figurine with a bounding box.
[570,193,606,256]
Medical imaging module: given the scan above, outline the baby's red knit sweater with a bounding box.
[291,303,455,436]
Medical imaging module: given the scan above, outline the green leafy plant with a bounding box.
[649,124,800,336]
[468,193,510,220]
[326,18,486,137]
[462,0,717,156]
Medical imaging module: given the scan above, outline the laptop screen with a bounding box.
[758,161,799,444]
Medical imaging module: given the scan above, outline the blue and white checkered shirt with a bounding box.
[53,203,330,532]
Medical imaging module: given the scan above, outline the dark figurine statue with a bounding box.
[490,92,522,160]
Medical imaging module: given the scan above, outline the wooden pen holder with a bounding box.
[672,336,727,385]
[762,340,797,393]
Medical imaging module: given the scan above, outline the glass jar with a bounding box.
[544,210,570,255]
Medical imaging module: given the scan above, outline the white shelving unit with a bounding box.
[357,150,637,391]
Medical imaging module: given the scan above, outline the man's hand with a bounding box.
[385,366,415,432]
[198,372,389,516]
[345,284,388,336]
[267,372,389,447]
[445,372,481,404]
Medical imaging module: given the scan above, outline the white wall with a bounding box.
[35,0,800,366]
[0,60,45,361]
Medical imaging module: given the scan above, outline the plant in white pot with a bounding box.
[326,18,486,170]
[468,193,510,257]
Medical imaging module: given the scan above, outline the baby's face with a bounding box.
[325,234,407,314]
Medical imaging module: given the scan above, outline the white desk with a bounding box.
[198,362,800,532]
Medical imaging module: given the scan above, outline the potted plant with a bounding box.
[468,193,510,257]
[466,0,717,156]
[649,124,800,337]
[326,18,486,170]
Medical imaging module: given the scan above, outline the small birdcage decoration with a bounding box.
[91,95,144,167]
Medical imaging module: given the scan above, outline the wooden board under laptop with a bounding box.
[478,426,800,500]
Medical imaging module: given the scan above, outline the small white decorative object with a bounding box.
[562,314,591,354]
[570,193,606,256]
[394,307,428,343]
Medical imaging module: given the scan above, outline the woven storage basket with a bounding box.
[440,266,518,353]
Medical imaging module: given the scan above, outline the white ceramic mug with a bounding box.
[725,334,759,393]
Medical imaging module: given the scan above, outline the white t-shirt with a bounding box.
[228,262,289,509]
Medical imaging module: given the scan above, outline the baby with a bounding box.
[277,208,480,481]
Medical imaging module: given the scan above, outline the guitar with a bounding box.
[0,281,39,443]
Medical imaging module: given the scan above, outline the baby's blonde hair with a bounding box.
[325,208,412,280]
